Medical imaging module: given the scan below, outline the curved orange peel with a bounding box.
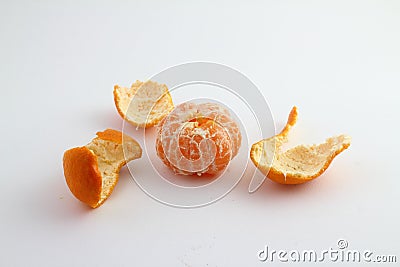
[114,80,174,128]
[250,107,351,184]
[63,129,142,208]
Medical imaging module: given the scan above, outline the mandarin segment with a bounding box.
[95,128,124,144]
[250,107,351,185]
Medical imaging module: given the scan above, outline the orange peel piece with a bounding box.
[114,80,174,128]
[250,107,351,184]
[63,129,142,208]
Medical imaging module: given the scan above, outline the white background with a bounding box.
[1,1,399,266]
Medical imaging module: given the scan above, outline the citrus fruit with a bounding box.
[156,102,241,176]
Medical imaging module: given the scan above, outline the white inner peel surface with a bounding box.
[116,80,173,126]
[86,138,141,204]
[254,134,351,178]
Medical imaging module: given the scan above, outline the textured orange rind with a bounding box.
[63,129,142,208]
[114,80,174,128]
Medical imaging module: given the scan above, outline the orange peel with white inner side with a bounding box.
[63,129,142,208]
[114,80,174,128]
[250,107,351,184]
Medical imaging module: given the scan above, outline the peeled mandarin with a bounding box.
[156,102,241,176]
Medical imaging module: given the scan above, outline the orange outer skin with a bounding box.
[63,147,102,208]
[250,106,351,185]
[96,128,124,144]
[63,129,140,208]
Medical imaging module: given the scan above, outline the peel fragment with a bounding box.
[250,107,351,184]
[114,80,174,128]
[63,129,142,208]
